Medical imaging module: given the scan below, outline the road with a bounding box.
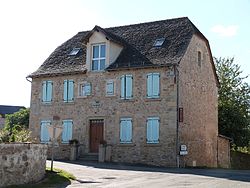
[47,160,250,188]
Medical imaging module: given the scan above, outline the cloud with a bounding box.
[210,25,239,37]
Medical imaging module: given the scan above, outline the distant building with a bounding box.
[0,105,25,129]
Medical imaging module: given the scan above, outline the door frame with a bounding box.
[88,118,105,153]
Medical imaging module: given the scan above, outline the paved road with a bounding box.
[47,160,250,188]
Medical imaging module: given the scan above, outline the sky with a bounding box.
[0,0,249,107]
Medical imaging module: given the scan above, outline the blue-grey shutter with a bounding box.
[147,74,153,98]
[152,73,160,97]
[47,81,53,102]
[106,81,114,95]
[63,80,68,101]
[120,76,125,99]
[62,121,67,142]
[126,75,133,99]
[42,81,47,102]
[147,119,152,143]
[85,83,91,95]
[152,118,159,143]
[126,119,132,142]
[68,121,73,141]
[41,121,50,142]
[68,80,74,101]
[120,120,126,142]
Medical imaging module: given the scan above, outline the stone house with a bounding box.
[28,17,228,167]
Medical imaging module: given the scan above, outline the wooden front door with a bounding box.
[89,119,104,153]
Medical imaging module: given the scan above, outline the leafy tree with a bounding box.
[0,108,31,143]
[215,57,250,147]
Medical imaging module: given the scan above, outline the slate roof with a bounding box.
[28,17,212,78]
[0,105,25,117]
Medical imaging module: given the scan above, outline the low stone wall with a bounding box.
[217,135,230,168]
[0,143,48,187]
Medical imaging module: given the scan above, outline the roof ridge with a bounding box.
[105,17,189,30]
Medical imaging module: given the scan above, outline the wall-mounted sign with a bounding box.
[179,108,183,122]
[180,150,188,155]
[92,101,101,108]
[180,144,187,151]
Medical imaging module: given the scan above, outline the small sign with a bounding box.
[180,150,188,155]
[92,101,101,108]
[180,145,187,151]
[179,108,183,122]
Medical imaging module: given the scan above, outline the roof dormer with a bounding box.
[84,26,123,72]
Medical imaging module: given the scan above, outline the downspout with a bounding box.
[175,65,180,168]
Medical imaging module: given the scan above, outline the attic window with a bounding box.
[153,38,165,47]
[69,48,80,56]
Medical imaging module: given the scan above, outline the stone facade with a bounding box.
[178,35,218,167]
[0,143,47,187]
[30,67,178,167]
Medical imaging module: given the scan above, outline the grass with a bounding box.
[7,167,76,188]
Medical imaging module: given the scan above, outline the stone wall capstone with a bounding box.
[0,143,48,187]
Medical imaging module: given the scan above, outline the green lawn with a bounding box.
[7,168,75,188]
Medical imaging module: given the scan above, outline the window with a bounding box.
[64,80,74,102]
[198,51,201,67]
[106,80,114,96]
[40,120,51,143]
[42,81,53,103]
[120,118,132,143]
[120,75,133,99]
[62,120,73,143]
[147,73,160,98]
[69,48,80,56]
[147,117,159,143]
[92,44,106,71]
[79,82,91,96]
[153,38,165,47]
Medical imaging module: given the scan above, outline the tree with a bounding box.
[215,57,250,147]
[0,108,31,143]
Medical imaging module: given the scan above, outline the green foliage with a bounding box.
[215,57,250,147]
[0,108,31,143]
[4,108,30,132]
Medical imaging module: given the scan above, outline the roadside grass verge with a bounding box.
[7,167,75,188]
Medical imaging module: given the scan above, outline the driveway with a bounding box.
[47,160,250,188]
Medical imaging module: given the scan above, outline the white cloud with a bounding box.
[210,25,239,37]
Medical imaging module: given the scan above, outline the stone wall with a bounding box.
[0,143,47,187]
[0,117,5,129]
[179,34,218,167]
[218,136,230,168]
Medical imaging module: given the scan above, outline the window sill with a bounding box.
[144,98,161,102]
[77,95,92,98]
[63,101,75,105]
[118,143,135,147]
[143,143,161,147]
[119,99,135,103]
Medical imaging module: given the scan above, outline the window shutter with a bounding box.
[152,73,160,97]
[42,81,47,102]
[62,121,67,142]
[147,74,153,98]
[127,120,132,142]
[68,80,74,101]
[63,80,68,101]
[120,76,125,99]
[120,120,126,142]
[106,81,114,95]
[68,121,73,141]
[152,119,159,143]
[47,81,53,102]
[84,83,91,96]
[147,119,152,143]
[126,75,133,99]
[41,121,50,142]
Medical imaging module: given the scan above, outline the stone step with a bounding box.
[78,153,98,161]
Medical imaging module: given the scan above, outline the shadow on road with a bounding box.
[59,160,250,183]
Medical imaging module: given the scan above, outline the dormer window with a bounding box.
[69,48,80,56]
[153,38,165,47]
[92,44,106,71]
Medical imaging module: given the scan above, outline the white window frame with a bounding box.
[40,120,51,143]
[79,82,92,97]
[91,43,106,71]
[106,80,115,96]
[146,117,160,144]
[120,118,132,144]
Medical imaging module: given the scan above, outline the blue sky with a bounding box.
[0,0,249,107]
